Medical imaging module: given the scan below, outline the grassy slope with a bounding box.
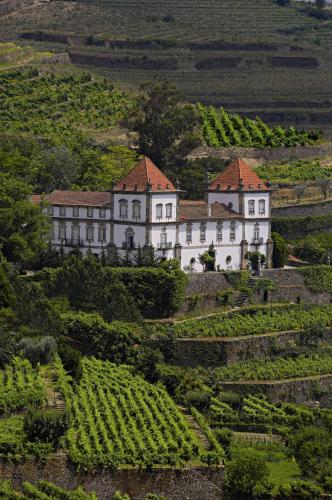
[1,0,332,134]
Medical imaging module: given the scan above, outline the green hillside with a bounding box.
[2,0,332,135]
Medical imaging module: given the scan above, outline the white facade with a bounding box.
[39,157,273,271]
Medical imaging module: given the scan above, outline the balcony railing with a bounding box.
[252,237,264,245]
[157,242,172,250]
[122,242,136,250]
[62,238,84,247]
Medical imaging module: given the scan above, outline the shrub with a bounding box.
[289,426,332,479]
[24,408,70,448]
[224,448,273,498]
[276,480,323,499]
[57,341,82,379]
[18,336,56,366]
[272,232,288,268]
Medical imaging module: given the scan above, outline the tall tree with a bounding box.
[129,80,201,168]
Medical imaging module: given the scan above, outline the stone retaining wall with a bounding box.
[148,329,332,367]
[220,374,332,406]
[0,458,224,500]
[272,199,332,217]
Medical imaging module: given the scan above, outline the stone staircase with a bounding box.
[178,405,211,450]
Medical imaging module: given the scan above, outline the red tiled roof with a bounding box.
[31,194,43,205]
[209,158,269,192]
[31,191,112,206]
[179,200,241,221]
[113,156,176,192]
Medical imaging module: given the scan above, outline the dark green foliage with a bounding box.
[62,311,142,363]
[272,232,288,268]
[289,426,332,480]
[272,214,332,240]
[24,408,70,448]
[294,237,325,264]
[18,336,57,366]
[57,341,82,379]
[299,265,332,294]
[276,480,323,499]
[224,448,273,498]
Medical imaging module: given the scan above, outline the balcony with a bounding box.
[63,238,84,247]
[122,241,136,250]
[157,242,172,250]
[252,237,264,245]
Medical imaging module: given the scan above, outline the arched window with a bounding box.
[132,200,141,220]
[226,255,232,264]
[186,223,192,244]
[259,199,266,216]
[98,225,106,243]
[216,222,223,243]
[119,199,128,219]
[86,224,94,243]
[125,227,135,249]
[200,222,206,242]
[58,223,66,241]
[248,199,255,216]
[254,222,260,243]
[166,203,172,219]
[71,225,80,245]
[230,221,236,241]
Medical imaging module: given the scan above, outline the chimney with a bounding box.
[207,204,212,217]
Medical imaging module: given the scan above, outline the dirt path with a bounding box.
[42,367,66,411]
[178,405,211,450]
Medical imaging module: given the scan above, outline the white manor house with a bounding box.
[33,157,273,271]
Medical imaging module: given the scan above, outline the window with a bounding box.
[99,208,106,218]
[125,227,135,249]
[200,222,206,243]
[259,199,266,216]
[186,223,192,244]
[248,200,255,216]
[49,224,54,240]
[119,199,128,219]
[216,222,223,243]
[166,203,172,219]
[58,224,66,240]
[87,206,93,218]
[226,255,232,264]
[47,205,53,216]
[59,206,66,217]
[98,225,106,242]
[86,224,94,242]
[254,222,260,242]
[156,203,163,220]
[230,221,236,241]
[71,225,80,245]
[161,227,167,244]
[132,200,141,220]
[73,206,79,217]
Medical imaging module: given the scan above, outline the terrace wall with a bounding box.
[272,199,332,217]
[0,459,224,500]
[148,329,332,367]
[219,374,332,406]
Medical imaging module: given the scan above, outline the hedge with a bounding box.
[272,214,332,240]
[299,265,332,294]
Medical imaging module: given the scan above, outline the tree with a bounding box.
[294,185,306,203]
[294,237,325,264]
[316,0,326,9]
[224,448,273,498]
[317,177,330,199]
[290,426,332,480]
[272,232,288,268]
[129,80,201,168]
[0,174,48,266]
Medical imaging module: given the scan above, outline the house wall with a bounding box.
[150,192,178,223]
[243,192,270,218]
[113,193,147,222]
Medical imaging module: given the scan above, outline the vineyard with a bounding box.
[254,159,332,184]
[198,104,322,148]
[149,304,332,338]
[214,353,332,381]
[0,68,132,139]
[0,480,97,499]
[55,356,202,469]
[0,357,47,412]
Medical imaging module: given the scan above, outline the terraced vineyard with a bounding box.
[198,104,322,148]
[55,356,202,469]
[0,480,97,499]
[0,357,47,412]
[214,353,332,381]
[149,304,332,338]
[3,0,332,134]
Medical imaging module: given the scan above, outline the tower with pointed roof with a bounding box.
[111,157,180,255]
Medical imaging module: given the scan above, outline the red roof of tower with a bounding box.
[209,158,269,192]
[113,156,176,192]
